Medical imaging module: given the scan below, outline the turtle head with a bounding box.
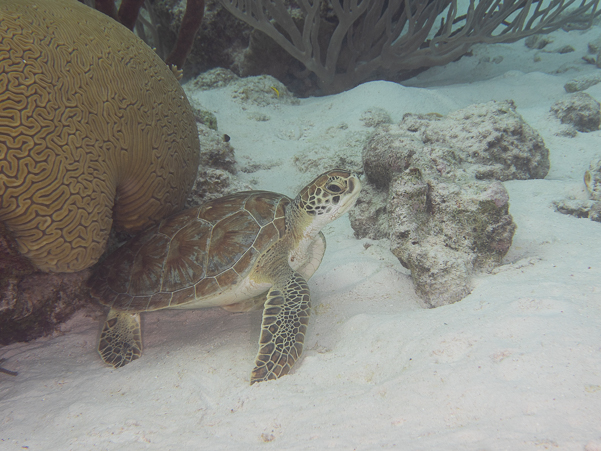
[293,169,362,233]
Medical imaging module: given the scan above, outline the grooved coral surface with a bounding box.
[0,0,200,273]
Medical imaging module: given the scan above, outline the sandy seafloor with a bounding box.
[2,22,601,451]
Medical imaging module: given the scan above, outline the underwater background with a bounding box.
[1,0,601,449]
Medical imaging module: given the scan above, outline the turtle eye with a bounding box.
[326,183,343,193]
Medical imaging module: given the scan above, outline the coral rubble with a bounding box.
[550,92,601,135]
[554,158,601,223]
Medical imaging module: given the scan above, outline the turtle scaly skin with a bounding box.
[89,170,361,383]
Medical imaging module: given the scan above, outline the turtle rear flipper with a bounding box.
[98,308,142,368]
[251,271,310,384]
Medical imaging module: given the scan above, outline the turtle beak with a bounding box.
[336,174,362,217]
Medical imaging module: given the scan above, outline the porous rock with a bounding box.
[363,101,549,188]
[553,199,597,219]
[196,124,237,173]
[350,101,546,307]
[186,168,250,206]
[0,223,98,344]
[550,93,601,133]
[525,35,554,50]
[564,73,601,93]
[386,172,515,307]
[189,69,299,107]
[191,67,242,90]
[360,108,393,128]
[346,184,389,241]
[229,75,300,107]
[182,96,244,206]
[0,268,96,345]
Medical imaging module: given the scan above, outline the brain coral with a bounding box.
[0,0,200,273]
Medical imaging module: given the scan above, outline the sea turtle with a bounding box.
[89,169,361,384]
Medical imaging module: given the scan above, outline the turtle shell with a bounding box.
[89,191,290,312]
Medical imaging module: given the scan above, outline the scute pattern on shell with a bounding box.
[89,192,290,312]
[0,0,200,272]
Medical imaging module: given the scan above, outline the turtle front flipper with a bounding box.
[251,272,310,384]
[98,308,142,368]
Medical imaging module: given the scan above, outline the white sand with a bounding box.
[2,25,601,451]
